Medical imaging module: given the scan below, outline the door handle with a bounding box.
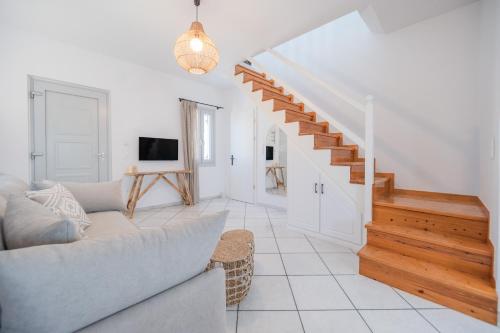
[31,152,44,160]
[230,155,235,166]
[314,183,318,193]
[321,183,324,194]
[97,153,105,159]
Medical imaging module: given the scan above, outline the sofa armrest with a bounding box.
[0,211,227,333]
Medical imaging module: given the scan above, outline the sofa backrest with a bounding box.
[0,173,30,251]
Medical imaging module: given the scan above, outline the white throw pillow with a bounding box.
[26,183,91,232]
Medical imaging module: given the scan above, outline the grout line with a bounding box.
[266,207,306,333]
[304,235,374,333]
[392,288,442,333]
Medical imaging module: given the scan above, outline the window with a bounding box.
[199,108,215,166]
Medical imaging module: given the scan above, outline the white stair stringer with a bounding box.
[234,73,364,212]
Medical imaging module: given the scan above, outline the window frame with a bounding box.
[198,107,216,167]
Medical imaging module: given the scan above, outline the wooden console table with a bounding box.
[125,170,193,218]
[266,166,286,190]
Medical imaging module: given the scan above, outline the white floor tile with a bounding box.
[245,224,274,237]
[394,289,444,309]
[276,238,315,253]
[289,276,353,310]
[300,310,371,333]
[308,237,353,253]
[419,309,500,333]
[273,225,306,238]
[237,311,303,333]
[360,309,438,333]
[245,218,271,226]
[225,311,237,333]
[239,276,296,310]
[320,253,359,274]
[254,238,279,253]
[336,275,411,309]
[224,218,245,227]
[281,253,329,275]
[270,218,288,225]
[254,254,286,275]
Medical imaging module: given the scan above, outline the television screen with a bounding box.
[266,146,274,161]
[139,137,178,161]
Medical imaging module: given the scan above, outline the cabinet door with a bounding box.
[319,175,362,244]
[287,145,320,232]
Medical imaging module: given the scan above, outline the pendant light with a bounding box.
[174,0,219,75]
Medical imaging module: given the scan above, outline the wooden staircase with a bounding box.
[234,64,498,324]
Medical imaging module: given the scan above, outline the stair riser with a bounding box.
[242,73,274,87]
[252,82,282,95]
[284,111,313,123]
[331,149,356,163]
[299,122,327,135]
[261,89,291,103]
[314,134,340,148]
[367,230,492,277]
[273,99,303,113]
[373,206,489,241]
[360,257,497,324]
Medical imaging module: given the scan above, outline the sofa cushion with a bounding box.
[26,184,91,233]
[3,195,81,250]
[0,195,6,251]
[86,211,138,239]
[0,210,228,333]
[0,173,29,198]
[34,180,125,213]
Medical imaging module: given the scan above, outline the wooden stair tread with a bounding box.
[314,132,342,138]
[350,175,389,185]
[366,223,492,257]
[374,192,488,222]
[235,64,265,78]
[358,246,497,299]
[333,159,364,166]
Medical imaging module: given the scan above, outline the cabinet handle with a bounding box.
[321,183,324,194]
[314,183,318,193]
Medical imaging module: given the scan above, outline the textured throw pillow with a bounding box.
[26,183,91,232]
[33,180,125,213]
[4,195,81,249]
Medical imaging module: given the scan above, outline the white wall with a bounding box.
[0,26,229,208]
[255,2,481,195]
[478,0,500,281]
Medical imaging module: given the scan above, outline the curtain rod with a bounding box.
[179,98,223,110]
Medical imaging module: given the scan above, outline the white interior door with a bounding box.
[31,78,109,183]
[229,102,255,203]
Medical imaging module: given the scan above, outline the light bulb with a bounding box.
[190,38,203,52]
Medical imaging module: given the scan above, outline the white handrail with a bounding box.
[253,49,376,228]
[249,57,366,149]
[266,49,366,113]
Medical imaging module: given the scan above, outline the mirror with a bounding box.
[265,126,287,196]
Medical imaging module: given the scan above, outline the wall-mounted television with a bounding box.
[266,146,274,161]
[139,137,178,161]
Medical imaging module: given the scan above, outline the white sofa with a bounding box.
[0,174,228,333]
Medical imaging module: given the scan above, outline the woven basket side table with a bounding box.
[221,229,255,275]
[207,240,253,305]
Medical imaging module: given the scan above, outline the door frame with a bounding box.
[27,75,112,183]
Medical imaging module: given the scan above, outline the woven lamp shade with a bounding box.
[174,21,219,75]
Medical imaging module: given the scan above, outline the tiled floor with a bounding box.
[134,198,500,333]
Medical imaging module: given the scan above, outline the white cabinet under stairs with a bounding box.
[287,145,362,245]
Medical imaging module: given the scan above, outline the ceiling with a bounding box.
[0,0,477,87]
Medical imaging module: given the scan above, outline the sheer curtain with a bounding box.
[180,100,199,204]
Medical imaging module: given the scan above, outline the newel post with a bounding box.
[364,95,374,227]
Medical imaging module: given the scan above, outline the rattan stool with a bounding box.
[207,239,253,305]
[221,229,255,275]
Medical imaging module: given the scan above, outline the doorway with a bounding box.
[29,77,110,183]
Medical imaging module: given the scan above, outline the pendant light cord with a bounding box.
[194,0,200,22]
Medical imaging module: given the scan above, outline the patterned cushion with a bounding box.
[26,184,91,232]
